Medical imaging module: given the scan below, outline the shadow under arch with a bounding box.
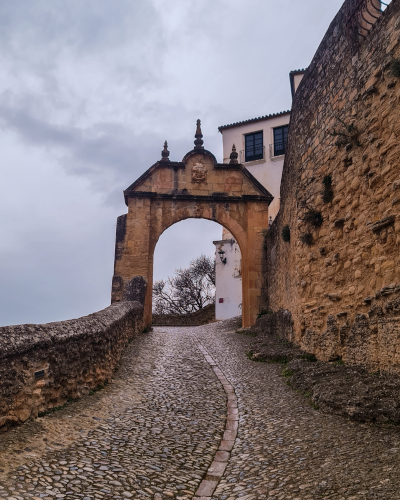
[111,122,273,327]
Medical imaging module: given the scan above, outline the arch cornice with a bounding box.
[125,191,272,203]
[123,154,274,206]
[181,148,217,165]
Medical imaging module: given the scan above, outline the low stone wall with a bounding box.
[0,301,144,431]
[152,304,215,327]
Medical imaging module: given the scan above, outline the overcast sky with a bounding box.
[0,0,344,326]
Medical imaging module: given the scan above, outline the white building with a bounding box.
[213,236,242,320]
[214,70,305,321]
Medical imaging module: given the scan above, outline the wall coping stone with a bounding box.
[0,301,142,360]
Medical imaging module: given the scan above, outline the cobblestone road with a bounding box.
[1,320,400,499]
[196,320,400,500]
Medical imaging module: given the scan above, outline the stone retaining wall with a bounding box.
[152,303,215,327]
[252,310,295,342]
[0,301,144,431]
[266,0,400,370]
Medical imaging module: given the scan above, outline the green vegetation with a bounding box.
[300,232,313,246]
[391,58,400,78]
[282,368,294,377]
[302,390,319,410]
[302,207,323,228]
[282,225,290,242]
[322,175,334,203]
[245,350,265,361]
[299,352,317,362]
[267,356,288,364]
[257,309,273,319]
[88,383,106,396]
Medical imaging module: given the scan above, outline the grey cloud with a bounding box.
[0,97,221,207]
[0,218,115,326]
[0,0,163,54]
[0,0,345,326]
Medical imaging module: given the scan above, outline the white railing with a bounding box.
[269,141,286,158]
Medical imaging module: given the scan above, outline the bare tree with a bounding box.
[153,254,215,314]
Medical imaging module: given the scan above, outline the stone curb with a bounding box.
[194,341,238,499]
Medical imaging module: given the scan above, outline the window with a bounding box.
[273,125,289,156]
[245,131,263,162]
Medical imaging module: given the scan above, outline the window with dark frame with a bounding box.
[245,131,263,162]
[273,125,289,156]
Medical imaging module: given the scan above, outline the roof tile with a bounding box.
[218,110,291,132]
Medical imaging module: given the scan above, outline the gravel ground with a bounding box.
[1,319,400,499]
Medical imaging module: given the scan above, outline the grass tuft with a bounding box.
[303,208,323,227]
[267,357,288,365]
[282,225,290,242]
[391,59,400,78]
[282,368,294,377]
[299,353,317,362]
[257,309,273,319]
[300,232,313,246]
[334,359,345,366]
[322,175,334,203]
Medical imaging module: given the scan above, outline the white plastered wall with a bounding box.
[214,72,304,321]
[214,239,242,320]
[220,113,290,221]
[293,73,304,94]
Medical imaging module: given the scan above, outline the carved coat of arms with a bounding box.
[191,163,207,183]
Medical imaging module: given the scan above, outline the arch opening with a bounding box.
[152,218,243,321]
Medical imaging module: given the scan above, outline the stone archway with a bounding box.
[111,121,273,328]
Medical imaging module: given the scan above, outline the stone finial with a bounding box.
[161,140,170,162]
[194,119,204,150]
[229,144,239,164]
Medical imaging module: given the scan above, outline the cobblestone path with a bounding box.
[0,328,227,499]
[2,320,400,500]
[195,320,400,500]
